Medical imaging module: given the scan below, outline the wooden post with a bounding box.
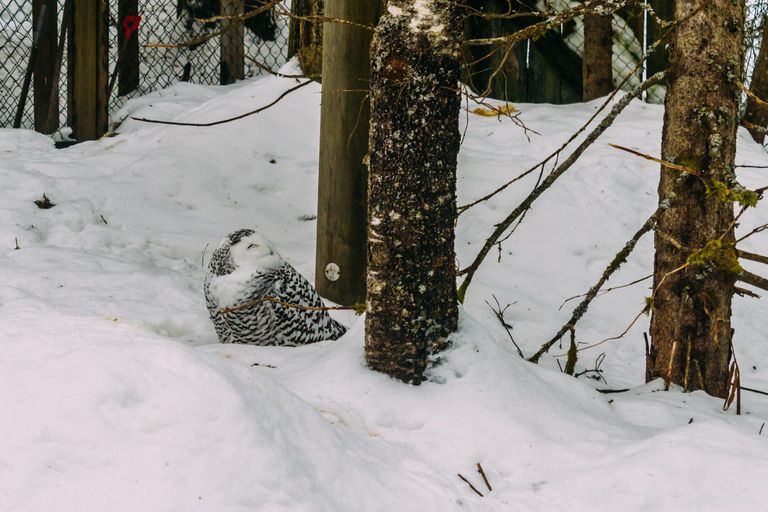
[33,0,57,133]
[118,0,140,96]
[220,0,245,85]
[315,0,382,306]
[70,0,108,141]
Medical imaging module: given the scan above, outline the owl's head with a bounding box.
[209,229,284,275]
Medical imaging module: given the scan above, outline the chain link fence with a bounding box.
[1,0,290,133]
[4,0,768,134]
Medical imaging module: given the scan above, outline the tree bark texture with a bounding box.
[648,0,745,398]
[582,12,613,101]
[287,0,324,77]
[744,16,768,144]
[366,0,461,384]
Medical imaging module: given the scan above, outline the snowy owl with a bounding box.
[204,229,347,346]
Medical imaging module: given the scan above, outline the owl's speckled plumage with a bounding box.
[204,229,347,346]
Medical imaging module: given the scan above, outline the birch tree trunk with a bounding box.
[648,0,745,398]
[366,0,461,384]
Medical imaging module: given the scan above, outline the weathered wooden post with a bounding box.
[33,0,57,133]
[315,0,383,306]
[220,0,245,85]
[70,0,108,141]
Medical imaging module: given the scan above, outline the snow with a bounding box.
[2,68,768,510]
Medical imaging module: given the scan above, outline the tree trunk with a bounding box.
[648,0,745,398]
[582,12,613,101]
[33,0,57,133]
[744,16,768,144]
[315,0,382,306]
[70,0,108,141]
[220,0,244,85]
[366,0,461,384]
[287,0,324,77]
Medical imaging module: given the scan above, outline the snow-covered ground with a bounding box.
[2,65,768,511]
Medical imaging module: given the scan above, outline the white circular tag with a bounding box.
[325,262,341,282]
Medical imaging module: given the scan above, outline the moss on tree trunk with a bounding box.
[648,0,745,398]
[365,0,461,384]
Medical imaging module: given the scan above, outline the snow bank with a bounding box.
[2,74,768,511]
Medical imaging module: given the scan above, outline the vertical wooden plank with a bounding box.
[220,0,244,85]
[71,0,108,141]
[315,0,383,306]
[118,0,140,96]
[463,0,524,101]
[33,0,57,133]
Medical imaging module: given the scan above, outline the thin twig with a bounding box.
[558,274,652,310]
[458,72,666,304]
[608,143,703,176]
[458,474,484,497]
[529,201,669,363]
[220,295,362,315]
[486,296,524,358]
[131,80,313,127]
[143,0,282,49]
[477,463,492,492]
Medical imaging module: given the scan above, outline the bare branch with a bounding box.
[737,269,768,292]
[528,200,669,363]
[457,72,666,302]
[131,80,313,127]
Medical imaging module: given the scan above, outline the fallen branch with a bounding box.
[477,463,492,492]
[458,474,484,497]
[528,200,669,363]
[457,72,666,303]
[131,80,312,127]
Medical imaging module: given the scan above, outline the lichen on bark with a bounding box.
[648,0,745,398]
[365,0,462,384]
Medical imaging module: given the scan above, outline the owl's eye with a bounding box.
[248,244,258,250]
